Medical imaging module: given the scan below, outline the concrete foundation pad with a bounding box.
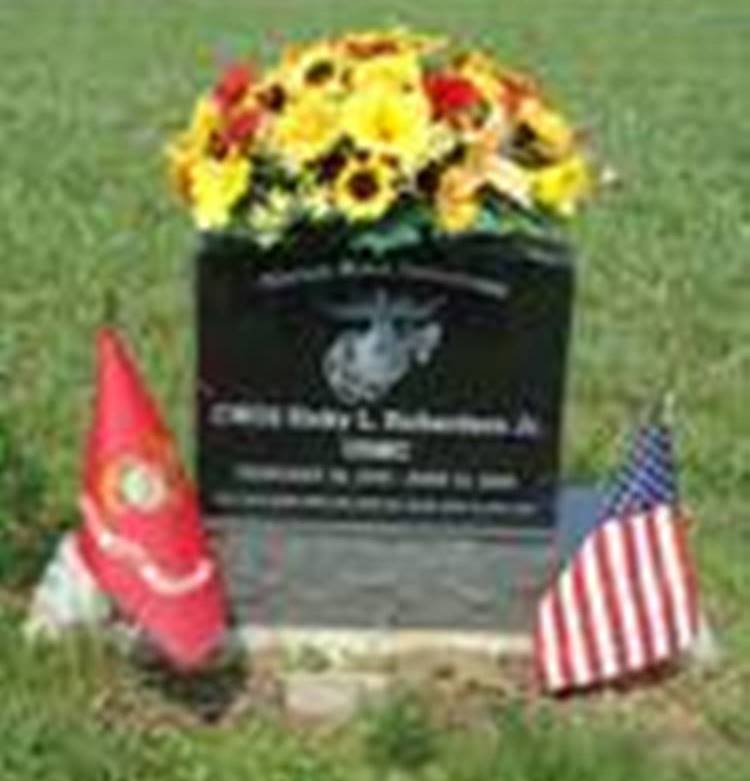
[232,624,532,665]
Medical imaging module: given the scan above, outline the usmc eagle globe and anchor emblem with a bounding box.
[321,288,444,406]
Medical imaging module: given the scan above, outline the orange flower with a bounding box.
[435,166,480,233]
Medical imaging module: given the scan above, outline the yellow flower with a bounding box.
[186,95,222,147]
[341,86,431,169]
[190,153,251,230]
[532,154,591,216]
[517,98,575,160]
[166,96,222,201]
[454,51,504,103]
[277,40,344,96]
[166,142,199,203]
[438,197,480,233]
[350,51,422,92]
[333,156,398,221]
[270,93,341,166]
[435,166,480,233]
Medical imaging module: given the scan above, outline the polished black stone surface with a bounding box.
[197,233,574,533]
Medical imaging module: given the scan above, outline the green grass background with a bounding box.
[0,0,748,778]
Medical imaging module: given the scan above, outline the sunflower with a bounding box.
[186,95,222,147]
[531,154,591,216]
[516,98,575,161]
[333,155,398,221]
[341,86,431,170]
[166,96,222,201]
[166,142,200,204]
[190,152,251,230]
[277,40,345,96]
[270,92,342,166]
[453,51,505,105]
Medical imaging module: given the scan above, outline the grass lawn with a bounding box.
[0,0,749,778]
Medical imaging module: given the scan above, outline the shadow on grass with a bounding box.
[130,643,253,725]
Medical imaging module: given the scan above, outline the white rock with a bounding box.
[285,672,388,722]
[686,612,721,670]
[24,532,110,640]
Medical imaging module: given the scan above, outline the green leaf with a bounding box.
[349,200,432,257]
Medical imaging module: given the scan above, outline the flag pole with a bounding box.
[644,389,675,426]
[658,390,720,669]
[660,390,676,425]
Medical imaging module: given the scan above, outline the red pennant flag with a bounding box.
[77,328,227,670]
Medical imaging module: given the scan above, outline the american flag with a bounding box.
[534,417,701,693]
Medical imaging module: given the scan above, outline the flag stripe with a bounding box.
[571,547,603,681]
[654,507,693,650]
[669,513,700,636]
[581,536,619,679]
[537,597,564,691]
[560,567,593,686]
[594,527,629,674]
[551,585,575,689]
[646,509,679,655]
[604,521,645,670]
[632,513,671,661]
[621,518,655,668]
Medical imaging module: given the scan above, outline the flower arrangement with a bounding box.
[167,28,592,249]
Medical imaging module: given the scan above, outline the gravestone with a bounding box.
[197,231,575,633]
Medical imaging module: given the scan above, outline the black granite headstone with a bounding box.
[197,233,573,536]
[197,232,575,630]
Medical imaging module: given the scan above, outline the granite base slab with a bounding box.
[207,485,600,634]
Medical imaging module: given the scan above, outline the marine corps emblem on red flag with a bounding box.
[98,441,174,517]
[77,328,227,670]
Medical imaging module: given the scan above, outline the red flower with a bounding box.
[212,108,262,156]
[213,62,254,112]
[423,71,482,118]
[224,108,262,144]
